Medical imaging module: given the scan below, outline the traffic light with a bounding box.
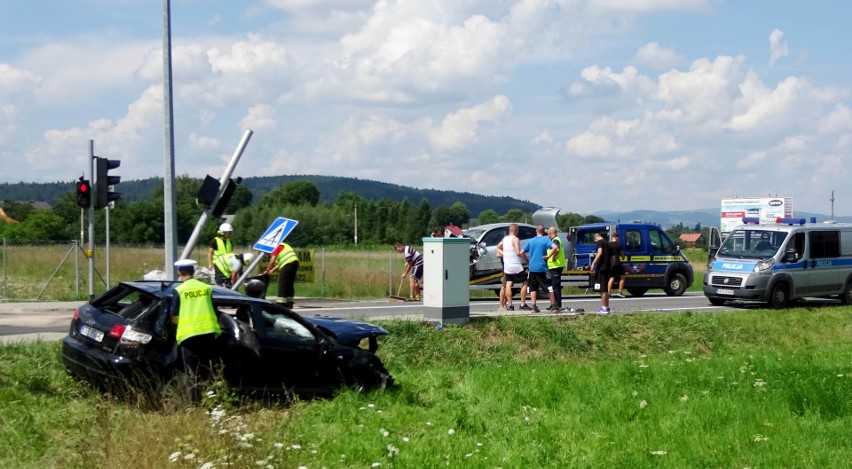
[76,177,91,209]
[94,157,121,209]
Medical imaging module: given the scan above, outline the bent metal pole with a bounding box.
[179,129,254,262]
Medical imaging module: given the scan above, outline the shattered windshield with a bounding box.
[718,229,787,259]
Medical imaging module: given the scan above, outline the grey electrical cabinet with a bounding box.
[422,237,470,325]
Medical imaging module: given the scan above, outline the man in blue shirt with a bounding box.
[522,225,552,313]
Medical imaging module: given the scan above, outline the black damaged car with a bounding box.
[61,281,393,398]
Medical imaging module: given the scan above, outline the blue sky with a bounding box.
[1,0,851,216]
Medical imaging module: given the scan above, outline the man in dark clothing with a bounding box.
[590,232,612,314]
[608,232,626,298]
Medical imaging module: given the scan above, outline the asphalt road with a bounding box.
[0,292,730,343]
[0,291,841,344]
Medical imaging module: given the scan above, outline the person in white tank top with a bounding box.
[496,224,527,310]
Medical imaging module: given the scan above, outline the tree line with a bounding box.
[0,179,607,247]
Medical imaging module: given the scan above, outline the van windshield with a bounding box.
[718,229,787,259]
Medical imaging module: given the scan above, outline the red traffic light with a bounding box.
[76,178,92,208]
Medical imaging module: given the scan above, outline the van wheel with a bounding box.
[626,288,648,297]
[768,283,789,309]
[708,297,726,306]
[840,282,852,305]
[664,273,687,296]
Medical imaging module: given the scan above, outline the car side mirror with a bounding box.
[709,245,719,259]
[784,248,797,263]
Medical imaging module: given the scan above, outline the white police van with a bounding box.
[704,217,852,308]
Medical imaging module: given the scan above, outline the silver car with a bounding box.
[464,223,538,278]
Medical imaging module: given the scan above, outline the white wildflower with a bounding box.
[465,453,473,458]
[639,400,648,409]
[650,450,667,455]
[168,451,181,463]
[639,364,649,368]
[426,422,432,426]
[753,434,769,442]
[477,443,483,447]
[274,442,284,449]
[387,444,399,457]
[680,395,688,402]
[183,453,196,461]
[372,463,381,468]
[291,444,302,450]
[402,437,410,442]
[368,404,375,408]
[632,390,638,397]
[199,463,214,469]
[838,374,844,378]
[380,428,389,437]
[206,390,216,398]
[753,379,766,387]
[448,429,456,435]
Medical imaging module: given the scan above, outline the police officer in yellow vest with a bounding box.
[208,222,234,285]
[172,259,221,387]
[212,252,254,288]
[264,242,299,309]
[545,226,567,311]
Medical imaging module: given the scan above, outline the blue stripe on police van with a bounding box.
[712,261,756,272]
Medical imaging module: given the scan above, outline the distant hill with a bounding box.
[0,175,540,216]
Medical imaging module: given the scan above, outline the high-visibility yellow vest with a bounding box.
[274,243,299,269]
[212,236,232,261]
[213,252,238,276]
[175,278,220,344]
[547,237,566,269]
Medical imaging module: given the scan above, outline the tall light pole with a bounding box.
[162,0,178,279]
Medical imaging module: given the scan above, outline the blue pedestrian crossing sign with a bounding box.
[253,217,299,253]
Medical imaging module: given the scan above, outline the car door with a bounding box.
[248,303,327,391]
[478,227,509,274]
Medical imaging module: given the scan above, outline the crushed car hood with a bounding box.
[304,316,388,343]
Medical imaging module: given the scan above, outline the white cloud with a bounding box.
[428,96,512,152]
[727,75,805,132]
[634,42,682,68]
[238,104,278,132]
[188,133,221,151]
[768,28,789,66]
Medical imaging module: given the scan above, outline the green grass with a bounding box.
[1,307,851,467]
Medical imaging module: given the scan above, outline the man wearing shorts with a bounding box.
[496,224,527,311]
[394,243,424,301]
[590,232,613,314]
[523,225,551,313]
[608,232,626,298]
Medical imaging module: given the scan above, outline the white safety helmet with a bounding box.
[242,252,254,264]
[218,222,233,233]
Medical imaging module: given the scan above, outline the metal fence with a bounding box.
[0,239,402,302]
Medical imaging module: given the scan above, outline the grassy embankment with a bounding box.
[1,307,850,468]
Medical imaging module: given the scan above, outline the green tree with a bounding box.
[556,212,584,231]
[448,202,471,227]
[261,180,320,207]
[582,214,605,224]
[1,201,34,222]
[501,209,530,223]
[477,209,500,225]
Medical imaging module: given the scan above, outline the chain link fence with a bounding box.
[0,239,402,302]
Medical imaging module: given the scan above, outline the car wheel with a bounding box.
[768,283,789,309]
[708,297,726,306]
[664,273,687,296]
[626,287,648,297]
[349,354,394,391]
[840,281,852,305]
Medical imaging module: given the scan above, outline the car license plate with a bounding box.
[79,325,104,342]
[717,288,734,296]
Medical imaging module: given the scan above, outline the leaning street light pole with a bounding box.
[162,0,178,279]
[179,129,254,261]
